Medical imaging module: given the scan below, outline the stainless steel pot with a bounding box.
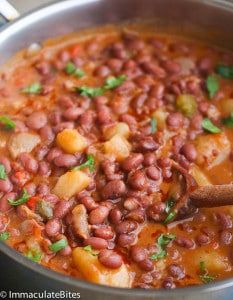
[0,0,233,299]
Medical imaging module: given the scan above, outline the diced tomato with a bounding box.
[70,44,82,58]
[27,196,40,211]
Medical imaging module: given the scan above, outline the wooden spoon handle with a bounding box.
[190,184,233,208]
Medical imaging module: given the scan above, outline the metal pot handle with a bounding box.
[0,0,19,26]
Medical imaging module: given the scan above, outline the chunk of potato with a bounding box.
[219,98,233,116]
[104,122,130,140]
[8,133,40,158]
[53,170,90,200]
[152,108,168,130]
[189,165,212,186]
[72,247,131,287]
[56,129,87,154]
[194,133,230,169]
[192,249,230,273]
[104,134,131,161]
[71,204,90,239]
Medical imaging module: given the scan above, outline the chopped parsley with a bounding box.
[0,231,10,241]
[0,164,7,180]
[163,198,176,224]
[199,261,216,283]
[0,115,16,130]
[206,75,219,98]
[104,75,127,90]
[150,233,176,260]
[222,112,233,128]
[25,249,43,263]
[65,62,85,78]
[73,154,95,173]
[202,118,221,134]
[215,64,233,79]
[49,239,68,253]
[8,189,30,206]
[22,82,42,94]
[151,117,157,134]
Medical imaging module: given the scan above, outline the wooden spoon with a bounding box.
[190,184,233,208]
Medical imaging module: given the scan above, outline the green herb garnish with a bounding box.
[77,75,127,98]
[83,245,98,256]
[25,250,43,263]
[215,64,233,79]
[0,231,10,241]
[0,116,16,130]
[73,154,95,172]
[165,199,175,214]
[151,117,157,134]
[22,82,42,94]
[206,75,219,98]
[104,75,127,90]
[49,239,68,253]
[202,118,221,134]
[0,164,6,180]
[65,62,85,78]
[8,189,30,206]
[163,211,177,224]
[222,112,233,128]
[150,233,176,260]
[199,261,216,283]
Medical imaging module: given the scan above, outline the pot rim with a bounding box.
[1,0,233,296]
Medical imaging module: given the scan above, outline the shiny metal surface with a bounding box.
[0,0,233,299]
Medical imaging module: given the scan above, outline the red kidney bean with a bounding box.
[117,233,135,247]
[122,153,144,172]
[19,153,38,174]
[44,194,59,205]
[175,236,195,249]
[128,170,147,191]
[146,166,160,180]
[120,114,137,131]
[0,156,11,173]
[162,60,181,74]
[79,196,98,211]
[138,259,154,271]
[54,154,77,168]
[37,183,50,195]
[102,180,126,200]
[26,111,47,130]
[0,178,12,193]
[107,58,123,72]
[138,137,159,152]
[168,264,185,279]
[130,245,147,262]
[38,161,51,176]
[196,234,210,245]
[115,220,137,234]
[220,230,232,245]
[53,122,74,133]
[162,277,175,289]
[157,157,171,168]
[94,226,114,240]
[97,105,112,125]
[141,62,166,78]
[143,153,156,166]
[89,206,109,225]
[200,226,215,237]
[46,148,63,162]
[63,106,83,121]
[94,65,110,77]
[115,81,135,94]
[40,125,55,143]
[216,212,232,229]
[35,61,51,75]
[180,144,197,162]
[59,245,72,256]
[109,208,122,224]
[0,192,16,212]
[98,249,123,269]
[147,202,166,222]
[45,219,61,237]
[166,112,183,128]
[126,208,145,223]
[24,182,36,196]
[54,200,74,218]
[124,198,139,211]
[84,237,108,249]
[101,160,122,181]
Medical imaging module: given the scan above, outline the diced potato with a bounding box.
[53,170,90,200]
[190,165,212,186]
[219,98,233,116]
[176,94,197,117]
[56,129,87,154]
[72,247,131,287]
[194,133,231,169]
[8,133,40,158]
[71,204,90,239]
[192,249,230,273]
[152,108,168,130]
[104,122,130,140]
[104,134,131,161]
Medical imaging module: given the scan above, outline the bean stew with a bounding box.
[0,24,233,289]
